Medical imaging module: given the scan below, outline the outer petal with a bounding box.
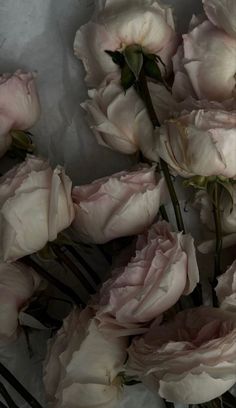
[159,371,236,404]
[57,383,120,408]
[74,23,119,87]
[203,0,236,38]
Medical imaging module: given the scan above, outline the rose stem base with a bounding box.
[136,68,185,233]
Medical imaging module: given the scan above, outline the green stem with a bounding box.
[212,183,222,278]
[137,68,185,233]
[159,204,169,222]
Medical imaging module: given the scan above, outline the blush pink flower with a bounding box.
[0,70,41,157]
[74,0,178,87]
[155,109,236,178]
[43,307,127,408]
[0,262,43,342]
[127,306,236,404]
[172,20,236,103]
[82,76,177,157]
[0,155,75,262]
[216,260,236,312]
[95,221,199,336]
[82,76,153,155]
[203,0,236,39]
[72,165,168,244]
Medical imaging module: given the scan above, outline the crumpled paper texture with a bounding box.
[0,0,203,407]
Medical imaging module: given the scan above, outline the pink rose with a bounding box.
[155,109,236,178]
[203,0,236,38]
[43,307,127,408]
[72,166,168,244]
[0,155,75,261]
[74,0,178,87]
[172,20,236,103]
[0,70,41,157]
[127,306,236,404]
[82,77,177,157]
[82,77,153,155]
[0,262,43,342]
[216,260,236,312]
[96,221,199,336]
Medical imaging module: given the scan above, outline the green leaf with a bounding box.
[105,50,125,67]
[143,58,162,81]
[10,130,35,153]
[183,175,209,190]
[123,44,143,79]
[121,64,135,91]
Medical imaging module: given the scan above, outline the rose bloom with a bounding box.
[43,307,127,408]
[95,221,199,336]
[0,262,43,342]
[72,165,168,244]
[127,306,236,404]
[74,0,178,87]
[172,20,236,103]
[0,70,41,157]
[0,155,75,262]
[216,260,236,312]
[203,0,236,39]
[82,76,153,155]
[154,109,236,178]
[82,76,177,156]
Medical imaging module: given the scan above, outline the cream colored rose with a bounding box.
[43,307,127,408]
[96,221,199,336]
[127,307,236,404]
[203,0,236,38]
[155,109,236,178]
[0,262,43,342]
[0,155,75,261]
[72,165,168,244]
[172,20,236,103]
[0,70,41,157]
[74,0,178,86]
[82,77,153,155]
[82,77,177,157]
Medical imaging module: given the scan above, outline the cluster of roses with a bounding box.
[0,0,236,407]
[43,0,236,407]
